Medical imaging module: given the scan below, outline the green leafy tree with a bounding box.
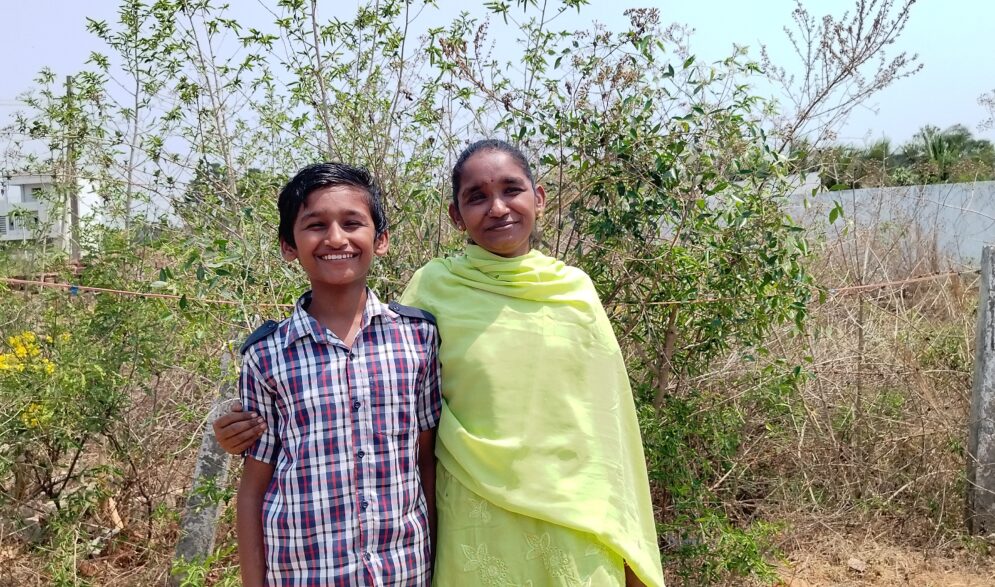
[0,0,926,583]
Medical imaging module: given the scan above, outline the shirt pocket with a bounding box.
[369,356,420,435]
[370,383,415,435]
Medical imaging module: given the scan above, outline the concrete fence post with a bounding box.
[967,245,995,534]
[170,351,236,584]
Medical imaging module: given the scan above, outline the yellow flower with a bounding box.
[58,333,71,343]
[2,332,46,371]
[0,353,19,371]
[20,402,49,429]
[8,332,41,358]
[34,358,57,375]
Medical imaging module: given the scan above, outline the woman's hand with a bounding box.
[213,401,266,454]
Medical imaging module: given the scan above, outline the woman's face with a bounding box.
[449,150,546,258]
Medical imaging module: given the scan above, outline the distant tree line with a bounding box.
[799,124,995,188]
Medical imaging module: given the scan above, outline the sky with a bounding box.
[1,0,993,153]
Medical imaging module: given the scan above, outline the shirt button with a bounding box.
[363,551,371,560]
[361,500,369,510]
[357,450,365,459]
[352,400,361,411]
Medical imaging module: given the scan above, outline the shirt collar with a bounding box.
[284,288,387,348]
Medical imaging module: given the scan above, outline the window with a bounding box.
[0,216,6,236]
[23,187,44,203]
[9,212,39,231]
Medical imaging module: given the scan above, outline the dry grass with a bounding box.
[738,197,992,584]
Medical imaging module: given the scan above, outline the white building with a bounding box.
[0,174,100,253]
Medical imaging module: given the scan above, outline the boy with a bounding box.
[234,163,440,586]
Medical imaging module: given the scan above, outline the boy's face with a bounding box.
[281,185,388,290]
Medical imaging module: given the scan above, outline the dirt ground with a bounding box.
[4,541,994,585]
[774,534,995,586]
[5,512,995,585]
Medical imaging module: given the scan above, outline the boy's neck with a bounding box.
[306,280,368,348]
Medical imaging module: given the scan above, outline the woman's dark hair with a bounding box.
[451,139,535,207]
[278,162,388,247]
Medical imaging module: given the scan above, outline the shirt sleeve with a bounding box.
[415,324,442,431]
[239,351,281,463]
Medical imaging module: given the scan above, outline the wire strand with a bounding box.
[0,277,295,308]
[1,268,981,309]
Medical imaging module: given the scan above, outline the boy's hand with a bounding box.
[213,401,266,454]
[624,562,648,587]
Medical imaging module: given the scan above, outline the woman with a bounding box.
[216,140,665,586]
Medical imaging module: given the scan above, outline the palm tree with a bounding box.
[905,125,994,182]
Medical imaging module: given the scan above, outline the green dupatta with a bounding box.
[400,245,665,586]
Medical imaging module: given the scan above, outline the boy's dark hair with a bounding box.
[451,139,535,207]
[278,162,388,247]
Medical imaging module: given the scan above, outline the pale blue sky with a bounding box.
[1,0,993,148]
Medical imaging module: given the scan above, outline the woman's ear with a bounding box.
[448,201,465,230]
[535,185,547,216]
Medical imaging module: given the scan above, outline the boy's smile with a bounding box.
[281,185,388,290]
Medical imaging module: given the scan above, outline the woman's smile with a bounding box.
[487,220,517,231]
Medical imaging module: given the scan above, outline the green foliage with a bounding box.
[664,514,781,584]
[170,544,241,587]
[917,325,972,373]
[1,0,928,583]
[0,301,129,507]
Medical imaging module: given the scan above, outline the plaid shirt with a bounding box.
[240,289,442,586]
